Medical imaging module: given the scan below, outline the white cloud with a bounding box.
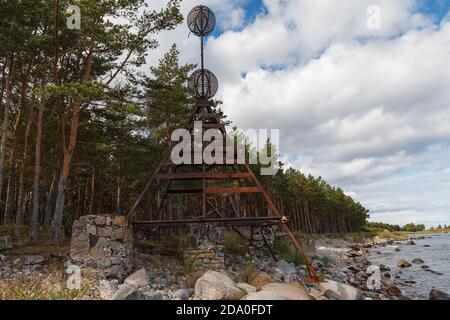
[142,0,450,226]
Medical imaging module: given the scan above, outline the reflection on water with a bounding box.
[368,233,450,300]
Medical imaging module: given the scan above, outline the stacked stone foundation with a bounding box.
[184,223,225,271]
[69,215,134,279]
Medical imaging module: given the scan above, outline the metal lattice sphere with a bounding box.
[188,69,218,100]
[187,5,216,37]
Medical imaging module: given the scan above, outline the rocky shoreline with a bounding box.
[1,234,449,300]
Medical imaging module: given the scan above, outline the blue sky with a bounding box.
[148,0,450,227]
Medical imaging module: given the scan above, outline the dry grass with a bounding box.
[0,273,95,300]
[376,230,409,240]
[224,231,248,257]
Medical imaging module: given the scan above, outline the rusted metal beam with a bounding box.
[133,216,282,226]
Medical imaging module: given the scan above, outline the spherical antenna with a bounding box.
[188,69,218,100]
[187,5,216,37]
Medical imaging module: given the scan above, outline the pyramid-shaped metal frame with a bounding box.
[126,98,319,281]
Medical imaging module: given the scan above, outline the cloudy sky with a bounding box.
[143,0,450,227]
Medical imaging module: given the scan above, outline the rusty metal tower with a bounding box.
[127,5,318,282]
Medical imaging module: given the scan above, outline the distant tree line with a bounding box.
[366,222,426,232]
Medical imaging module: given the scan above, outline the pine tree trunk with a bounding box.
[0,54,14,224]
[52,49,94,242]
[30,83,46,242]
[15,85,35,236]
[4,82,26,222]
[43,171,57,231]
[89,166,95,215]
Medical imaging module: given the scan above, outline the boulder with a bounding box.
[124,268,150,287]
[397,259,412,268]
[276,260,297,275]
[112,284,139,300]
[195,271,245,300]
[261,283,311,300]
[175,289,190,300]
[429,289,450,300]
[355,256,369,265]
[137,291,163,300]
[248,272,273,290]
[405,240,415,245]
[387,286,402,297]
[241,291,287,300]
[236,283,257,294]
[373,236,392,245]
[271,268,285,282]
[412,258,424,264]
[98,280,118,300]
[318,279,361,300]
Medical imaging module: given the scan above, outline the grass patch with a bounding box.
[272,238,305,266]
[321,255,334,267]
[224,231,248,257]
[0,274,93,300]
[375,230,409,240]
[238,262,255,283]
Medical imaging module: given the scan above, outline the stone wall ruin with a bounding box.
[69,215,133,279]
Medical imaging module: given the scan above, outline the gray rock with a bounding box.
[241,291,287,300]
[429,289,450,300]
[283,273,299,284]
[276,260,297,275]
[137,291,163,300]
[355,256,369,264]
[261,283,311,300]
[236,283,257,294]
[312,259,324,269]
[124,268,150,287]
[318,279,361,300]
[324,289,341,300]
[108,264,126,279]
[112,284,138,300]
[405,240,415,245]
[97,258,112,269]
[387,285,402,297]
[175,289,190,300]
[195,270,245,300]
[98,280,118,300]
[397,259,412,268]
[412,258,424,264]
[24,255,45,265]
[271,268,285,281]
